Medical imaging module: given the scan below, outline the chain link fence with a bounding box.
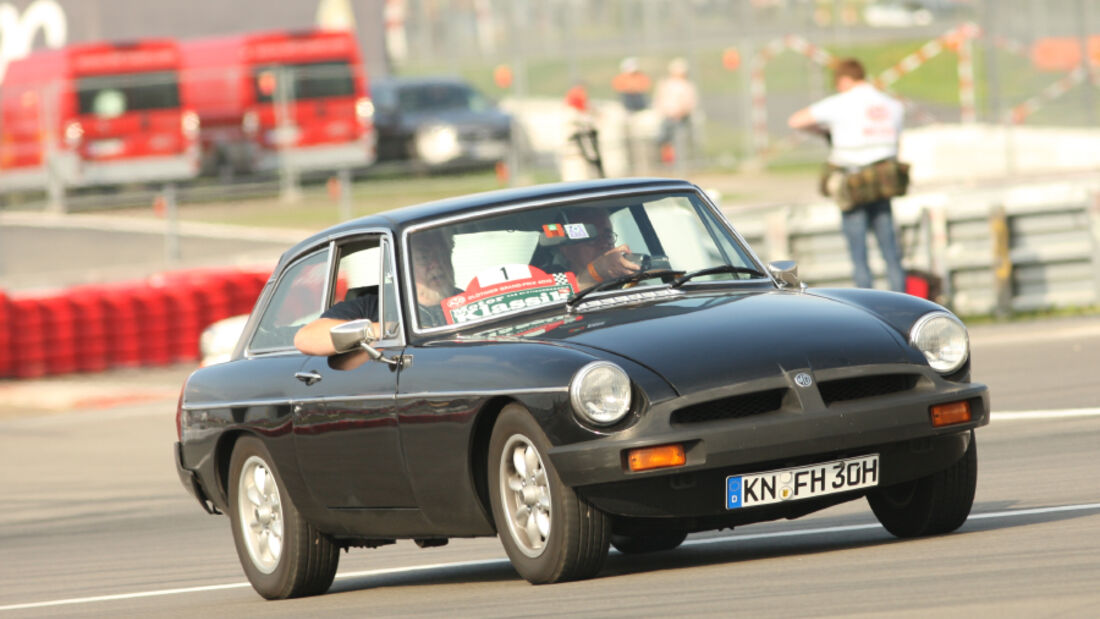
[389,0,1099,171]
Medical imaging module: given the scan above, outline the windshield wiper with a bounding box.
[671,265,767,288]
[566,269,684,309]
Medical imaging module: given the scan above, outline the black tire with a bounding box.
[610,531,688,554]
[228,436,339,599]
[868,431,978,538]
[488,403,611,584]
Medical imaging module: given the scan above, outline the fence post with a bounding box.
[338,168,352,221]
[764,207,791,263]
[43,81,67,214]
[1089,192,1100,306]
[928,205,951,305]
[275,66,302,204]
[990,204,1012,318]
[163,183,180,264]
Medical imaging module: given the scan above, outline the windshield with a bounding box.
[76,71,181,116]
[252,60,357,103]
[395,83,491,113]
[407,191,763,330]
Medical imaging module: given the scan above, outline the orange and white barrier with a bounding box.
[750,35,835,151]
[1004,65,1090,124]
[745,22,1096,155]
[874,22,981,124]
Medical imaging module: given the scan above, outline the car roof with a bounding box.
[373,76,473,89]
[278,177,700,263]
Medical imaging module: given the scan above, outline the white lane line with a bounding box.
[3,502,1099,612]
[991,408,1100,421]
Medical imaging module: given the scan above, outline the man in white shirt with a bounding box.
[787,58,907,292]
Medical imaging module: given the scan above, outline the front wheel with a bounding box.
[228,436,339,599]
[488,404,611,584]
[868,431,978,538]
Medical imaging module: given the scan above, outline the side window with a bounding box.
[330,234,402,342]
[250,249,330,351]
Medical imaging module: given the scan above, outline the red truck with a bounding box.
[180,29,375,177]
[0,39,200,191]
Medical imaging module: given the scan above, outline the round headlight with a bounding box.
[415,124,460,165]
[570,361,632,426]
[909,312,969,374]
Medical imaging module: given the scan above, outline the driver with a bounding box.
[293,228,459,356]
[559,208,640,288]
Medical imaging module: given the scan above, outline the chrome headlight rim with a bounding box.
[569,361,632,427]
[909,311,969,374]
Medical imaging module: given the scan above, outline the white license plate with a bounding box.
[88,139,124,157]
[472,141,507,160]
[726,454,879,509]
[325,121,350,137]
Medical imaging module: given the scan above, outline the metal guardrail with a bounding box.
[726,176,1100,316]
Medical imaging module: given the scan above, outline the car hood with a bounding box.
[475,290,919,395]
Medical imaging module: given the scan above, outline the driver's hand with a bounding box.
[591,245,640,281]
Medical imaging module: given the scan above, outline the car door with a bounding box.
[232,246,332,471]
[291,234,418,509]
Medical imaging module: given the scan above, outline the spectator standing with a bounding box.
[652,57,698,170]
[787,57,908,292]
[559,83,604,181]
[611,57,652,174]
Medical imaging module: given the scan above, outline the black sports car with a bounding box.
[175,178,989,599]
[370,76,513,167]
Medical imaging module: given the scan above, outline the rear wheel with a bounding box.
[228,436,339,599]
[868,431,978,538]
[488,404,611,584]
[610,531,687,554]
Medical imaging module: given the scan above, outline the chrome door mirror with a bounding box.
[768,260,803,289]
[329,319,405,367]
[329,319,377,353]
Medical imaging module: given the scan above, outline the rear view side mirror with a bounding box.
[329,319,377,353]
[768,260,803,289]
[329,319,406,367]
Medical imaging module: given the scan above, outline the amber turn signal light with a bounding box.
[930,401,971,427]
[627,444,686,472]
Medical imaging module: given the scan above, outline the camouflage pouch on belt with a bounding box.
[823,158,911,212]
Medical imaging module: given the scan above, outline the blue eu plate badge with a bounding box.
[726,476,743,509]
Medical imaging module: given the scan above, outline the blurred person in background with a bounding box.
[559,82,604,181]
[653,57,698,169]
[612,56,652,174]
[787,57,908,292]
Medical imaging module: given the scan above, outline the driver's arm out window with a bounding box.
[249,250,330,351]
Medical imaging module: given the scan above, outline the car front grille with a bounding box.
[817,373,919,406]
[670,388,787,425]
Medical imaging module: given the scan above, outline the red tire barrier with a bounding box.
[0,291,12,378]
[3,266,272,380]
[69,286,112,373]
[162,285,203,363]
[40,295,79,375]
[134,286,173,366]
[103,285,142,368]
[8,296,48,379]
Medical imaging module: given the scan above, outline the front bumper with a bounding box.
[548,379,989,520]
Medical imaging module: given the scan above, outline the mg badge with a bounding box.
[794,372,813,388]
